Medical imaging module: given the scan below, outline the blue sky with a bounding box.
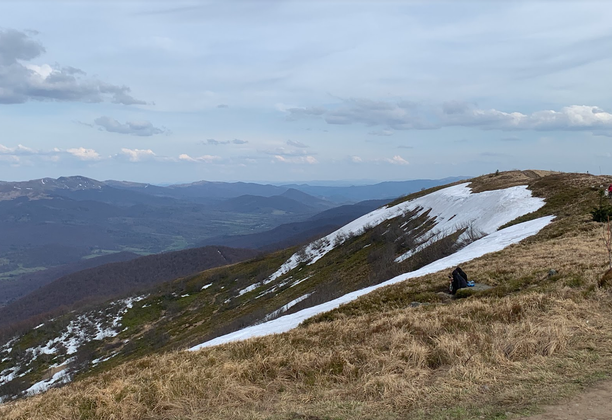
[0,1,611,183]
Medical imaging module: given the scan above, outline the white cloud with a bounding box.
[178,153,221,163]
[274,155,317,164]
[440,104,612,131]
[0,144,39,155]
[386,155,409,165]
[67,147,101,161]
[286,99,612,134]
[287,140,309,148]
[120,148,155,162]
[23,63,53,79]
[0,29,146,105]
[0,155,20,163]
[0,143,105,163]
[94,116,167,137]
[348,154,408,165]
[368,129,394,136]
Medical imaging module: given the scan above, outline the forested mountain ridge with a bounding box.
[0,246,260,334]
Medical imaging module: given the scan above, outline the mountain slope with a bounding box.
[212,194,316,214]
[198,199,390,251]
[0,251,139,308]
[278,188,335,210]
[169,180,287,199]
[3,171,612,420]
[0,246,259,333]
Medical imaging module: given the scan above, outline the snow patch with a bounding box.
[25,368,71,396]
[0,367,19,387]
[266,183,545,282]
[289,276,312,288]
[0,295,146,398]
[190,215,553,350]
[238,283,259,296]
[262,293,313,322]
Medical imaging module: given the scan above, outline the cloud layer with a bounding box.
[204,138,248,145]
[0,29,145,105]
[94,116,167,136]
[179,153,222,163]
[285,99,612,134]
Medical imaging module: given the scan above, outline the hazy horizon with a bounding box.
[0,173,471,187]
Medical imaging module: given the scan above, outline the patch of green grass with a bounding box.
[563,274,586,288]
[162,236,189,252]
[80,249,121,259]
[121,300,163,331]
[117,246,152,255]
[0,265,47,280]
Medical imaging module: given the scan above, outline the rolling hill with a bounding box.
[3,170,611,420]
[0,246,259,335]
[198,199,390,251]
[0,251,140,308]
[212,194,317,214]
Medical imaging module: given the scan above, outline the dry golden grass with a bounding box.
[468,169,559,193]
[3,215,612,420]
[3,171,612,420]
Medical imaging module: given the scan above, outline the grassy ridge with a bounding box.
[3,170,612,419]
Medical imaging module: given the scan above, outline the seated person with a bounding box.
[449,266,469,295]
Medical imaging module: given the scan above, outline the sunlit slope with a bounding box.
[191,182,551,349]
[3,171,612,420]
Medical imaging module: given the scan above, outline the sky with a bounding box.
[0,1,611,184]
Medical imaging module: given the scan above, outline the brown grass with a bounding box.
[3,216,612,419]
[3,171,612,420]
[468,170,560,193]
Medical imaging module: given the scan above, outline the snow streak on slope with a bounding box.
[265,183,545,283]
[190,181,552,351]
[0,296,145,401]
[191,216,553,350]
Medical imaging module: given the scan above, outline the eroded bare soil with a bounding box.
[519,380,612,420]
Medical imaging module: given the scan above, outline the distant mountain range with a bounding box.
[0,175,465,324]
[279,177,466,202]
[103,176,467,204]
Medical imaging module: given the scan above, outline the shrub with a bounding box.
[591,204,612,222]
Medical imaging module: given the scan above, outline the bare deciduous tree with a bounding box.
[602,216,612,269]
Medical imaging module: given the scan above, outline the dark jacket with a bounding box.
[450,267,468,295]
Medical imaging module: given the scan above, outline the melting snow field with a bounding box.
[190,183,552,351]
[265,183,545,283]
[25,366,71,396]
[0,296,146,400]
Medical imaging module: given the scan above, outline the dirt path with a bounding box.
[518,380,612,420]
